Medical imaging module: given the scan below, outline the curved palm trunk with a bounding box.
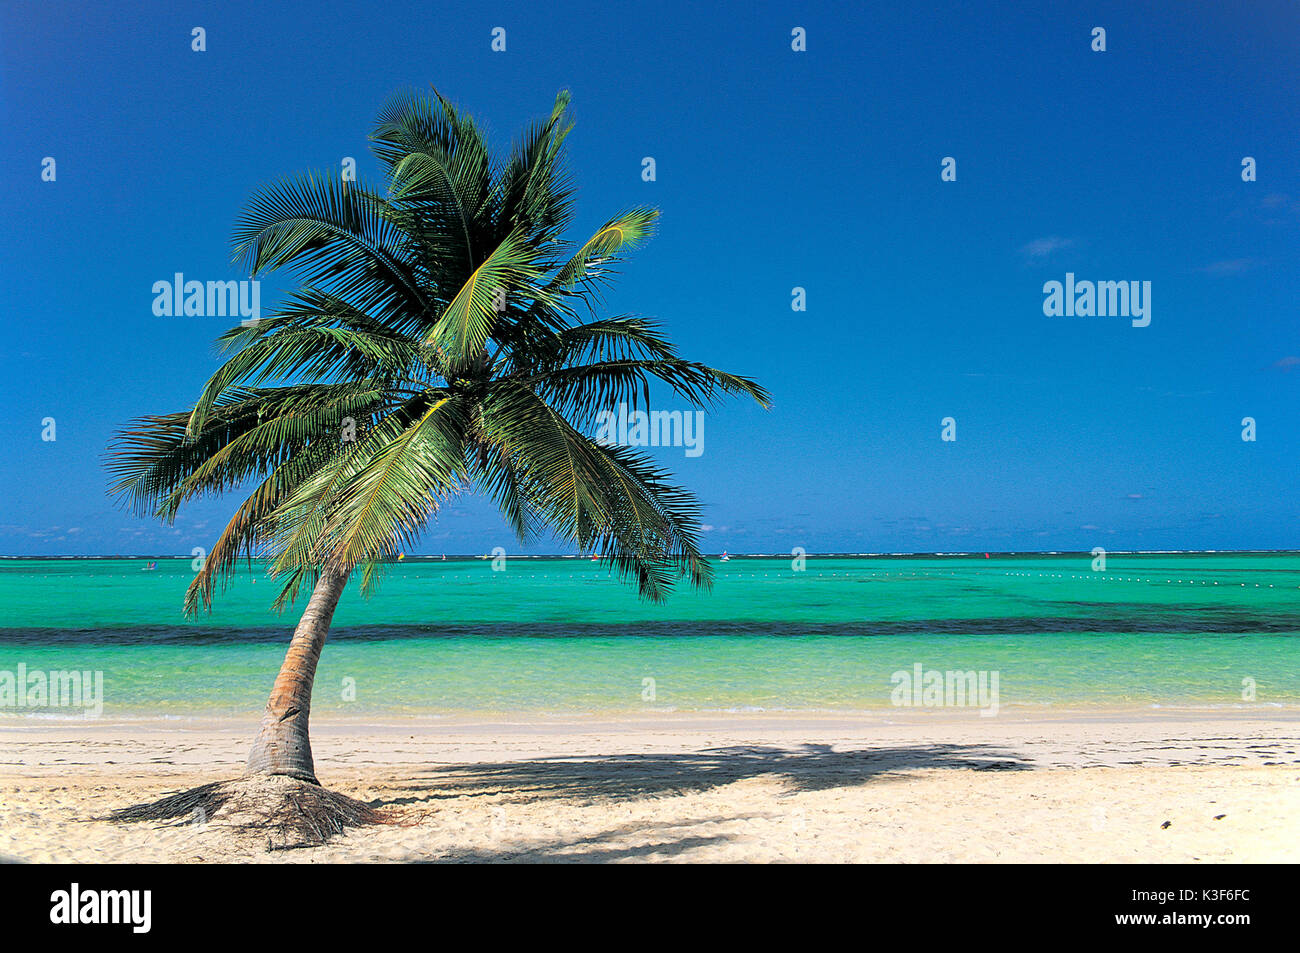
[245,562,350,783]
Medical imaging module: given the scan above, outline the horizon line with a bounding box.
[2,549,1298,560]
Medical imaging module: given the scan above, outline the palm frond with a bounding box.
[551,208,658,292]
[474,383,710,600]
[424,229,549,372]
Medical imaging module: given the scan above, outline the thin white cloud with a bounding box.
[1202,258,1257,275]
[1020,236,1074,260]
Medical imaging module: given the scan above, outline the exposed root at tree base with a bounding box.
[107,775,395,849]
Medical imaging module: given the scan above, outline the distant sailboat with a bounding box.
[720,551,730,561]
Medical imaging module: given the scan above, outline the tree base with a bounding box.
[108,775,390,849]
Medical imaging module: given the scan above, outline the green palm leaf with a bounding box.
[424,229,549,371]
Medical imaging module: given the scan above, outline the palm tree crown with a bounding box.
[109,88,769,610]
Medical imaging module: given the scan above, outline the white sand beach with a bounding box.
[2,709,1297,863]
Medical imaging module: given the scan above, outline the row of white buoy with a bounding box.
[8,571,1291,585]
[993,570,1280,587]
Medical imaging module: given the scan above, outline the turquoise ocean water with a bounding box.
[0,553,1297,718]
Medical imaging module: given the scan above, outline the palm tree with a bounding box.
[108,88,768,789]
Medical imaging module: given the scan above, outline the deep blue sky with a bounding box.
[3,0,1298,556]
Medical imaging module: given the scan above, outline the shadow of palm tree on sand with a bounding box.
[372,743,1031,862]
[376,742,1031,808]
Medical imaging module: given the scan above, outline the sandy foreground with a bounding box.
[1,709,1298,863]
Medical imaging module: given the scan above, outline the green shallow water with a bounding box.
[0,554,1297,717]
